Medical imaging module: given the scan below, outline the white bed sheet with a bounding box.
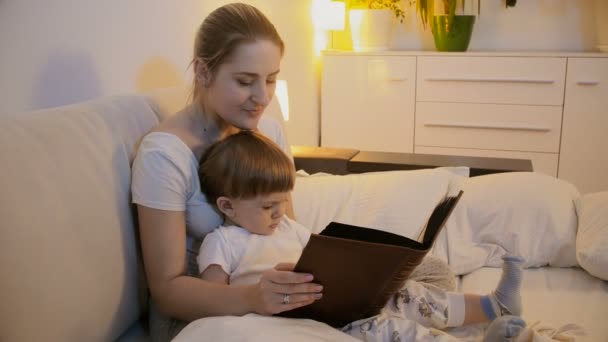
[173,314,357,342]
[458,267,608,342]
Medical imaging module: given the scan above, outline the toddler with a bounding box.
[197,131,526,342]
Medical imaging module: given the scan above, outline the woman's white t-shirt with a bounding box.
[131,115,291,275]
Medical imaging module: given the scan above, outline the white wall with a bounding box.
[0,0,599,146]
[0,0,319,145]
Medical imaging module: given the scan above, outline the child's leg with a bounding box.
[453,255,525,325]
[342,312,463,342]
[387,255,525,328]
[409,255,457,291]
[476,255,525,322]
[342,313,525,342]
[386,278,462,329]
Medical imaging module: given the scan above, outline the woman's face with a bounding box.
[205,40,282,130]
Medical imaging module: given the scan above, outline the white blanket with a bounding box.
[173,314,587,342]
[173,314,357,342]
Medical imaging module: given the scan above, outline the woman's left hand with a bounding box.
[249,262,323,315]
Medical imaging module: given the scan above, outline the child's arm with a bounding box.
[200,264,230,284]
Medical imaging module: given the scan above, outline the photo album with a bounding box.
[278,191,464,327]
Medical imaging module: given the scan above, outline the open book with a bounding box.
[277,190,464,327]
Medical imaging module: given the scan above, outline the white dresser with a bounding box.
[321,51,608,194]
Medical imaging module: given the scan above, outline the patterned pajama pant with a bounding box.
[342,256,467,342]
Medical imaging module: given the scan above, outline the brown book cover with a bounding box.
[277,191,464,327]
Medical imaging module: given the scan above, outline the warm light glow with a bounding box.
[349,10,365,52]
[313,30,329,57]
[312,0,345,31]
[312,0,345,56]
[276,80,289,121]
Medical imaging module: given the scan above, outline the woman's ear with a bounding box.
[194,58,211,87]
[216,196,235,217]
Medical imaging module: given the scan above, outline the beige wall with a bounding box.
[0,0,599,145]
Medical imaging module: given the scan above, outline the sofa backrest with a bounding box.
[0,95,159,341]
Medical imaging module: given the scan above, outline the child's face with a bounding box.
[226,191,290,235]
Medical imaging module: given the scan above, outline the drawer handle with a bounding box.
[425,121,551,132]
[576,80,599,86]
[425,77,555,84]
[387,77,407,82]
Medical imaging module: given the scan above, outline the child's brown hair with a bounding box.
[199,130,295,205]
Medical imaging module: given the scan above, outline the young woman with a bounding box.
[131,4,322,341]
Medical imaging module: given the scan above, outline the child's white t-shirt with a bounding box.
[197,216,312,285]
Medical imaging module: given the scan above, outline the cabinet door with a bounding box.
[321,55,416,153]
[559,58,608,194]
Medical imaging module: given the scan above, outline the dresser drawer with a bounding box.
[415,102,562,153]
[417,56,566,105]
[415,146,558,177]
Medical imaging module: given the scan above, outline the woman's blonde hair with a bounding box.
[191,3,285,101]
[199,131,294,205]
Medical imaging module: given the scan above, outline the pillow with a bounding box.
[444,172,580,275]
[576,191,608,280]
[291,168,462,259]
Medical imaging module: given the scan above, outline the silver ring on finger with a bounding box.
[282,294,290,305]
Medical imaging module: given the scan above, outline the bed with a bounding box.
[173,147,608,342]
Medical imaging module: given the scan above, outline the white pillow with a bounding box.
[576,191,608,280]
[291,168,460,259]
[444,172,580,275]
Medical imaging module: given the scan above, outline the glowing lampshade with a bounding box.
[312,0,345,56]
[275,80,289,121]
[312,0,345,31]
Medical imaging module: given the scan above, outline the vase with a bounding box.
[349,9,393,52]
[431,15,476,52]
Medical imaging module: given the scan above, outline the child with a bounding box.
[197,130,526,342]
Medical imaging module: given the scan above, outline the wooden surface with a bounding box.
[292,145,533,176]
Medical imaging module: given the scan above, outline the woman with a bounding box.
[131,4,322,340]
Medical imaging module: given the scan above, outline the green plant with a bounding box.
[416,0,474,29]
[348,0,412,23]
[416,0,517,29]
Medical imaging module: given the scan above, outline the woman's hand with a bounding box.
[250,263,323,315]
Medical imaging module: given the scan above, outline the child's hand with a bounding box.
[251,262,323,315]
